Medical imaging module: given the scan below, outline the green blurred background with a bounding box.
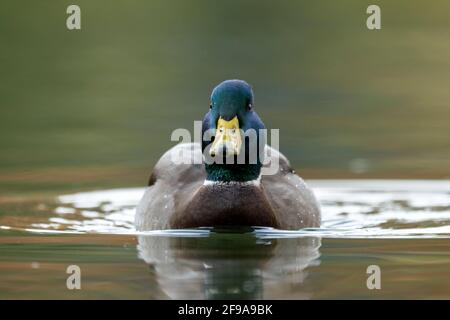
[1,0,449,194]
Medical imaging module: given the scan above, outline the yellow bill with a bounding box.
[209,116,242,157]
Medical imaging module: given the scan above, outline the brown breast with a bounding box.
[169,183,280,229]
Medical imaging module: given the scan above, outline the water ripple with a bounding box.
[2,180,449,239]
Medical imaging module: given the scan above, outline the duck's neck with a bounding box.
[204,163,262,182]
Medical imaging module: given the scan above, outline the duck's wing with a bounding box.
[261,146,321,229]
[135,143,205,231]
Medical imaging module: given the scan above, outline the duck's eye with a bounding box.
[247,103,252,110]
[232,128,236,134]
[219,127,224,133]
[209,103,212,109]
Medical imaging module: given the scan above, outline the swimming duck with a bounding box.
[135,80,320,230]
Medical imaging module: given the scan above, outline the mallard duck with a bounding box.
[135,80,321,230]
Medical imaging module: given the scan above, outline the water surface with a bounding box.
[1,180,449,299]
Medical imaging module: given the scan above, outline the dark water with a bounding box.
[1,180,449,299]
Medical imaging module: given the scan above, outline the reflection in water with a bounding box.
[0,180,448,299]
[1,180,450,299]
[137,232,321,299]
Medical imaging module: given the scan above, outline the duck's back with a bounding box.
[135,143,205,230]
[260,148,321,229]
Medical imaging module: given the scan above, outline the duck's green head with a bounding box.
[202,80,266,182]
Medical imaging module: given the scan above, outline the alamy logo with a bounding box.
[366,265,381,290]
[366,5,381,30]
[66,265,81,290]
[170,121,280,176]
[66,5,81,30]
